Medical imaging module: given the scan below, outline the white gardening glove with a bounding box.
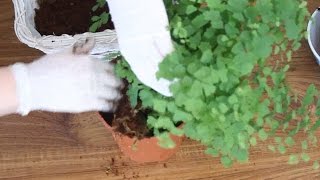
[10,39,122,116]
[108,0,174,96]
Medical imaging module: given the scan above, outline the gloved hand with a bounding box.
[10,39,122,115]
[108,0,174,96]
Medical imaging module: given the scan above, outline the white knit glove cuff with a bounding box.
[10,63,32,116]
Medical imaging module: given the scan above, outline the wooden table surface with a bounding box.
[1,1,320,179]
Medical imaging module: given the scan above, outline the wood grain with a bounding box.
[1,1,320,179]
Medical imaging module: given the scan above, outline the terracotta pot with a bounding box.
[98,112,184,163]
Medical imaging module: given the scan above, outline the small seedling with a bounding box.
[89,0,109,32]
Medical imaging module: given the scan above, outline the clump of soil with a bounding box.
[35,0,114,36]
[100,80,153,140]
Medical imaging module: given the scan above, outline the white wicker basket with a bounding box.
[12,0,120,57]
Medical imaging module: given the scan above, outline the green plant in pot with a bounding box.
[98,0,320,167]
[98,58,184,163]
[89,0,185,163]
[155,0,320,167]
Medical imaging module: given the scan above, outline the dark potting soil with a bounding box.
[35,0,114,36]
[100,80,154,140]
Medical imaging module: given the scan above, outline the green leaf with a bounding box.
[202,84,216,96]
[167,102,177,113]
[285,137,295,147]
[313,161,320,170]
[231,42,245,54]
[252,36,273,58]
[154,116,174,130]
[171,127,184,136]
[89,21,100,32]
[286,51,292,61]
[301,153,310,162]
[127,83,140,107]
[157,133,176,149]
[282,122,289,132]
[236,149,248,162]
[153,99,167,113]
[285,20,300,40]
[278,145,286,154]
[196,123,210,138]
[275,137,282,144]
[228,95,238,105]
[98,0,105,7]
[184,98,206,116]
[218,103,229,114]
[233,13,245,22]
[205,148,219,157]
[237,133,247,149]
[303,84,317,106]
[221,156,233,168]
[217,69,228,82]
[250,137,257,146]
[258,129,268,141]
[173,110,192,122]
[92,4,99,11]
[233,53,255,75]
[204,10,224,29]
[91,16,100,22]
[139,89,154,108]
[187,80,203,97]
[292,42,301,51]
[200,49,213,64]
[100,12,110,24]
[228,0,248,12]
[268,145,276,153]
[310,120,320,133]
[194,67,211,80]
[220,35,229,42]
[288,154,299,165]
[191,14,208,29]
[301,140,308,150]
[274,46,280,54]
[186,5,197,14]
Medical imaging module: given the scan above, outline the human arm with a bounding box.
[0,67,19,116]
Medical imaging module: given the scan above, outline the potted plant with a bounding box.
[98,58,184,163]
[76,0,183,163]
[158,0,320,167]
[12,0,118,56]
[98,0,320,168]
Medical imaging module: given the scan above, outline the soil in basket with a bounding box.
[35,0,114,36]
[100,80,154,140]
